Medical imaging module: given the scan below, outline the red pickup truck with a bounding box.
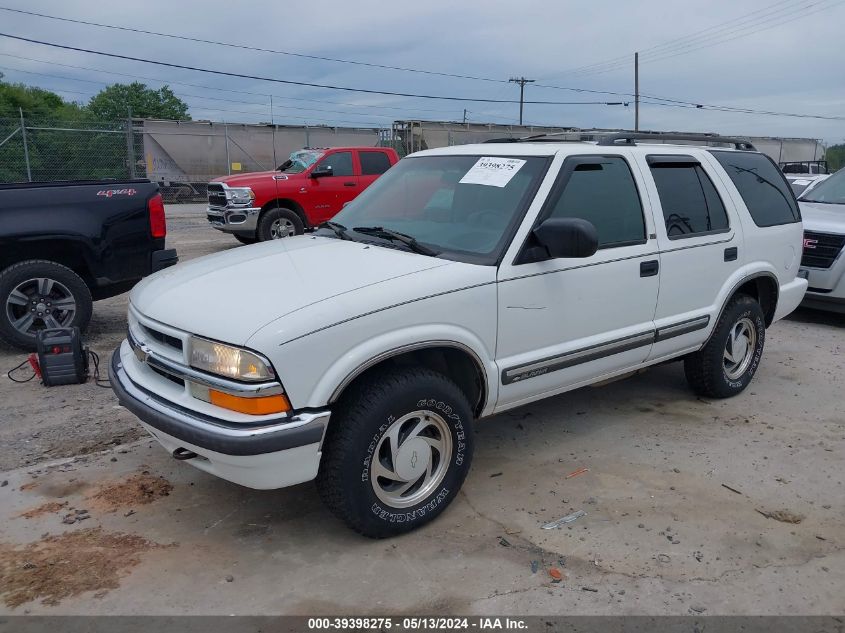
[207,146,399,243]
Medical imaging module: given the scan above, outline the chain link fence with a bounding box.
[0,116,142,184]
[1,114,828,203]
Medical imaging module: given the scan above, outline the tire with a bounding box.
[684,294,766,398]
[0,260,93,351]
[234,234,258,245]
[317,366,474,538]
[257,207,304,242]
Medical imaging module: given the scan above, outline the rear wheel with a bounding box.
[317,367,474,538]
[0,260,93,351]
[684,294,765,398]
[257,207,304,242]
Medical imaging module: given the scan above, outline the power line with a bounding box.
[0,64,400,120]
[0,32,632,107]
[1,33,841,122]
[0,5,512,85]
[0,52,467,117]
[542,0,800,78]
[0,5,687,102]
[0,61,560,126]
[542,0,843,78]
[3,2,843,123]
[590,0,841,76]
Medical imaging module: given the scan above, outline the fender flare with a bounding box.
[706,270,779,344]
[327,339,491,413]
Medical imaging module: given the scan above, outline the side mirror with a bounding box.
[532,217,598,259]
[311,165,333,179]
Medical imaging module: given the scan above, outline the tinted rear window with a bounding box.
[360,151,393,176]
[710,151,800,226]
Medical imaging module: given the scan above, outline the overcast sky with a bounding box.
[0,0,843,143]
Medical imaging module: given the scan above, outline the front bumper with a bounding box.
[207,205,261,235]
[109,348,329,489]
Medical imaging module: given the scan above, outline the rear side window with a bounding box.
[546,156,646,248]
[710,151,800,226]
[649,158,729,239]
[360,151,392,176]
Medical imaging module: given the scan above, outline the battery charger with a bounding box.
[35,327,89,386]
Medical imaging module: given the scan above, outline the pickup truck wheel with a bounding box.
[0,260,93,351]
[257,207,303,241]
[684,294,765,398]
[317,367,474,538]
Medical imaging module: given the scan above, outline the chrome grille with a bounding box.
[207,183,227,208]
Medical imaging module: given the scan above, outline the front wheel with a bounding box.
[0,260,93,351]
[257,207,304,242]
[684,294,766,398]
[317,367,474,538]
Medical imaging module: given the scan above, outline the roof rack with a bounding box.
[596,132,755,151]
[483,134,587,144]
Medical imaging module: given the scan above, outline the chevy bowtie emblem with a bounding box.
[133,342,149,364]
[410,451,418,469]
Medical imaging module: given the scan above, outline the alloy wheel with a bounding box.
[5,277,77,336]
[370,410,453,508]
[723,317,757,380]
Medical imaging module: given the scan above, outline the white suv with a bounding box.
[110,133,807,537]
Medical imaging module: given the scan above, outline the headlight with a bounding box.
[227,187,255,205]
[190,337,274,382]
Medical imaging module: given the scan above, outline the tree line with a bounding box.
[0,75,191,182]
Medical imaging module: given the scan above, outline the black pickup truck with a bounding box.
[0,180,177,349]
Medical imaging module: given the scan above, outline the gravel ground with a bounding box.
[0,203,843,615]
[0,204,235,471]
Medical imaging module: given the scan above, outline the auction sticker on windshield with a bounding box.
[459,157,526,187]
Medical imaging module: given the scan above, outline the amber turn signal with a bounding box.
[208,390,291,415]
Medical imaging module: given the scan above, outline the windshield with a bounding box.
[277,149,324,174]
[322,154,549,264]
[801,169,845,204]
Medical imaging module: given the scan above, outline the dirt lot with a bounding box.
[0,203,843,615]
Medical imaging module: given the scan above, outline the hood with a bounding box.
[211,171,306,187]
[130,236,455,345]
[799,201,845,235]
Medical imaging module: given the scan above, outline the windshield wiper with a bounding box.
[352,226,439,256]
[319,221,353,240]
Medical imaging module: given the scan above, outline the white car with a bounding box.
[798,168,845,312]
[787,174,829,198]
[110,133,807,537]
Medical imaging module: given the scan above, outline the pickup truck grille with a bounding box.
[801,231,845,269]
[207,183,227,208]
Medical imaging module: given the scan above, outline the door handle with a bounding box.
[343,182,357,187]
[640,260,659,277]
[724,247,738,262]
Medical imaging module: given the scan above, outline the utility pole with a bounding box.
[509,77,535,126]
[462,109,467,125]
[634,52,640,131]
